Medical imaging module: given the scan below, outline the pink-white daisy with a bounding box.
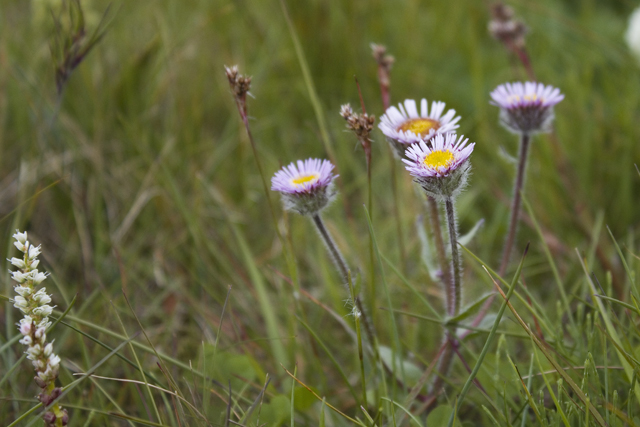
[271,158,337,215]
[490,82,564,133]
[403,133,474,199]
[379,99,461,157]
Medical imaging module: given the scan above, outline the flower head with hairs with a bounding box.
[490,82,564,134]
[271,158,338,215]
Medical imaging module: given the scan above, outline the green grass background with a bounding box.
[1,0,640,425]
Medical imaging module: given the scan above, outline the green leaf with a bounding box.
[458,218,484,246]
[447,292,494,324]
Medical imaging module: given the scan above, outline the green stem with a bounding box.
[389,156,407,269]
[311,214,349,281]
[367,154,377,332]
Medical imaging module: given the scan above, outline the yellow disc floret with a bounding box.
[397,118,439,137]
[424,150,454,169]
[292,174,319,186]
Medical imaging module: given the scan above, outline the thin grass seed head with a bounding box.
[403,133,475,200]
[490,81,564,134]
[379,99,461,158]
[271,158,338,216]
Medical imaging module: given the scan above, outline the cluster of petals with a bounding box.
[379,99,460,144]
[10,230,61,386]
[490,81,564,110]
[403,133,475,178]
[271,158,337,194]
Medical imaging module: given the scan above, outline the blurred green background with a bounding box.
[1,0,640,425]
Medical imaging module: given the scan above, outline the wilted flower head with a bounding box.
[403,133,474,200]
[490,82,564,134]
[271,159,338,215]
[379,99,461,158]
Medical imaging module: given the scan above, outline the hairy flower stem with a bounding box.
[426,196,451,296]
[445,198,462,317]
[311,215,378,343]
[459,133,532,341]
[311,213,376,406]
[499,132,530,277]
[429,198,463,400]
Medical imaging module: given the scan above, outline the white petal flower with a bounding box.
[19,319,32,335]
[14,286,32,297]
[31,271,48,285]
[11,270,28,283]
[28,245,42,260]
[19,336,32,345]
[13,241,26,252]
[13,296,28,309]
[44,343,53,357]
[9,257,26,269]
[33,289,51,305]
[30,259,40,269]
[12,230,28,244]
[26,344,41,359]
[35,326,46,340]
[48,354,61,369]
[32,305,53,317]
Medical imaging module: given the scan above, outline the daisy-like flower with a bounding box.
[379,99,461,158]
[490,81,564,134]
[403,133,475,200]
[271,158,338,216]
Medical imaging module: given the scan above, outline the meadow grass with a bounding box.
[1,0,640,425]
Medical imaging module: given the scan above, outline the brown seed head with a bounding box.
[225,65,252,99]
[340,103,375,143]
[371,43,394,72]
[488,2,527,49]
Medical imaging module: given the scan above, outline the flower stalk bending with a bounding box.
[11,231,68,426]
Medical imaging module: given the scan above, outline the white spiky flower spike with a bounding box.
[10,230,68,426]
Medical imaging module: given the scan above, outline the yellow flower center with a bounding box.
[397,118,439,137]
[424,150,454,169]
[292,174,319,186]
